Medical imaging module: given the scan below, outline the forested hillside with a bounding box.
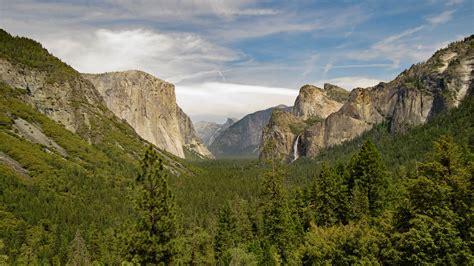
[0,30,472,264]
[1,85,471,264]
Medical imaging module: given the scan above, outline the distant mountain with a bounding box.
[194,118,237,147]
[209,105,290,158]
[261,35,474,162]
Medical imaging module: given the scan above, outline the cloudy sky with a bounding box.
[1,0,473,122]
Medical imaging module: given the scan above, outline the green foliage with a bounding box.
[215,202,236,260]
[67,231,91,266]
[347,140,389,218]
[289,121,307,135]
[259,163,296,262]
[393,136,473,264]
[299,220,389,265]
[0,28,472,264]
[324,86,350,103]
[304,115,323,126]
[309,162,348,226]
[0,29,78,84]
[125,146,179,264]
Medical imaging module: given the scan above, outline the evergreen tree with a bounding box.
[259,163,295,262]
[394,136,472,264]
[125,146,179,264]
[187,227,215,265]
[310,162,346,226]
[67,231,90,266]
[348,139,389,218]
[214,202,236,261]
[349,180,370,220]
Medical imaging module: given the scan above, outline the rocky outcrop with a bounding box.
[260,83,349,162]
[176,107,215,159]
[194,118,237,146]
[210,105,290,158]
[83,71,213,159]
[324,83,351,103]
[0,58,103,136]
[260,109,305,162]
[12,118,68,156]
[261,35,474,161]
[292,84,345,120]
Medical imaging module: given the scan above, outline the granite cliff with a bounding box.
[261,35,474,162]
[260,84,348,162]
[83,71,213,159]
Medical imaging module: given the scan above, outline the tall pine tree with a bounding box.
[394,136,472,264]
[214,202,236,262]
[259,163,295,263]
[348,139,389,218]
[125,146,179,264]
[310,162,347,226]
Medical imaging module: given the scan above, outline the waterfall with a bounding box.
[291,135,300,162]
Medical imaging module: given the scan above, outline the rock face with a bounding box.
[0,58,104,136]
[194,118,237,146]
[83,71,213,159]
[261,35,474,161]
[292,84,345,120]
[210,105,290,158]
[260,84,346,162]
[260,109,305,162]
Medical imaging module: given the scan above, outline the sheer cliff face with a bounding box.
[176,107,214,159]
[261,35,474,161]
[83,71,213,159]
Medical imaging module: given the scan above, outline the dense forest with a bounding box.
[1,91,472,264]
[0,29,473,264]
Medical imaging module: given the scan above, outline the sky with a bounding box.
[1,0,473,123]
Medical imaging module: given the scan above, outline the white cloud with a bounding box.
[427,10,455,25]
[176,82,298,122]
[102,0,278,19]
[42,28,240,83]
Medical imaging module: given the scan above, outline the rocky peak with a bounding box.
[292,84,344,120]
[194,118,238,147]
[224,117,238,127]
[261,35,473,161]
[83,71,213,159]
[323,83,351,103]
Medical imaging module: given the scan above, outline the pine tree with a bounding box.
[394,135,472,264]
[67,231,90,266]
[311,162,346,226]
[348,140,389,218]
[125,146,179,264]
[259,163,295,262]
[214,202,236,261]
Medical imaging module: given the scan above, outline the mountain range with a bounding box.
[260,35,473,162]
[1,29,472,166]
